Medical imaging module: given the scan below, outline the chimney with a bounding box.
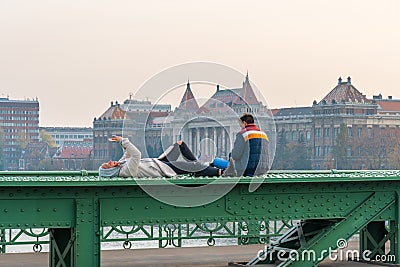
[216,84,220,92]
[388,96,393,100]
[338,76,342,85]
[111,101,114,107]
[347,76,351,85]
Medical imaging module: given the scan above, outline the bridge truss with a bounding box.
[0,170,400,266]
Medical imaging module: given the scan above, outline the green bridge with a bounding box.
[1,170,400,266]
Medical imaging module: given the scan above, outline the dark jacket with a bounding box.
[231,124,269,176]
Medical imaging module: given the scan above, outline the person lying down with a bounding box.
[99,136,234,178]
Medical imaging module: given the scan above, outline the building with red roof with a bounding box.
[53,141,93,170]
[171,73,272,161]
[273,76,400,170]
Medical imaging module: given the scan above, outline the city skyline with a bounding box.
[1,0,399,127]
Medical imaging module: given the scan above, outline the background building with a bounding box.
[273,77,400,170]
[92,75,400,171]
[92,74,275,166]
[0,97,39,170]
[171,75,274,162]
[93,99,173,168]
[53,140,93,170]
[19,141,57,171]
[40,127,93,146]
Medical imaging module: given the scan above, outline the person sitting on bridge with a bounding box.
[99,136,224,178]
[230,113,269,176]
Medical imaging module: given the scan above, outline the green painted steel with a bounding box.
[0,170,400,266]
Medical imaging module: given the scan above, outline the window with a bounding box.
[324,127,330,137]
[315,146,321,157]
[348,127,352,137]
[292,131,297,141]
[333,127,340,137]
[358,128,362,138]
[346,146,352,157]
[324,146,331,156]
[299,131,304,142]
[306,131,311,141]
[367,128,372,138]
[366,109,374,115]
[285,132,290,141]
[315,128,321,138]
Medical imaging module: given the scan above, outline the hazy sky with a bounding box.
[0,0,399,127]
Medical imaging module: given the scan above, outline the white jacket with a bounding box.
[118,138,176,178]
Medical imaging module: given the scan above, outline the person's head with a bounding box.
[239,113,254,128]
[101,160,121,169]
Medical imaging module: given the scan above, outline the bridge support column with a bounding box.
[74,198,100,267]
[49,198,100,267]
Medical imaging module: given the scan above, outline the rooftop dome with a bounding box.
[319,76,370,104]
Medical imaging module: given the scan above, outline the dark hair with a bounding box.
[240,113,254,124]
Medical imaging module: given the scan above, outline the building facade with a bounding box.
[92,74,274,167]
[171,76,274,162]
[273,77,400,170]
[93,75,400,171]
[53,140,93,170]
[40,127,93,147]
[0,97,39,170]
[92,99,173,168]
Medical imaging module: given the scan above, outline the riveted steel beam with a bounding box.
[1,170,400,266]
